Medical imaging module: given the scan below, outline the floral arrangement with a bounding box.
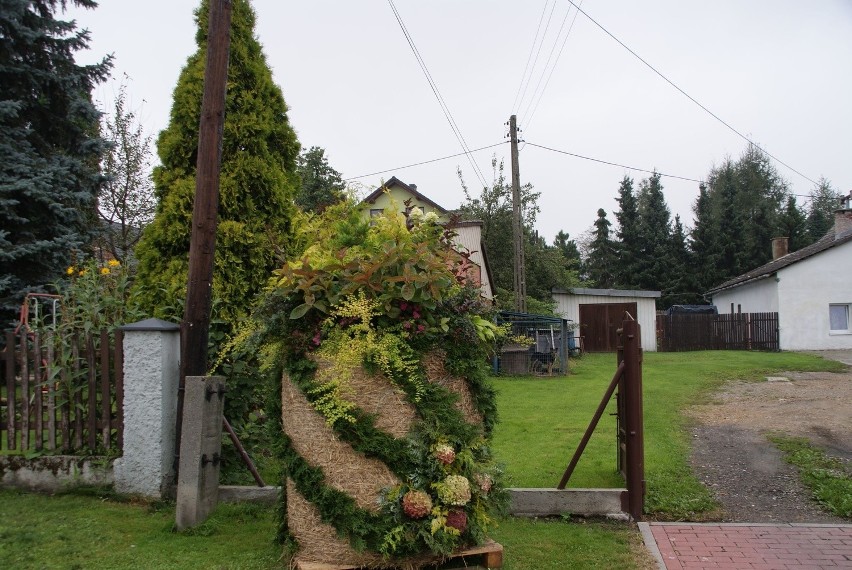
[248,198,508,560]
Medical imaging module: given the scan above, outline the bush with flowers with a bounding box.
[244,198,508,560]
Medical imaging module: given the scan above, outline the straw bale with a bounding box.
[288,480,442,570]
[316,357,417,439]
[422,351,483,425]
[282,374,400,511]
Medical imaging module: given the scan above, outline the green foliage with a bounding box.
[0,0,112,326]
[585,209,617,288]
[98,81,156,265]
[133,0,299,330]
[244,202,507,558]
[295,146,346,213]
[805,177,843,244]
[769,435,852,519]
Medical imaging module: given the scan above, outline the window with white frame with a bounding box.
[829,304,850,333]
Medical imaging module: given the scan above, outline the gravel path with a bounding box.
[686,356,852,524]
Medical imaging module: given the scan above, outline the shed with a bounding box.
[552,288,660,352]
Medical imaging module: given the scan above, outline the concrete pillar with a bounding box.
[175,375,225,530]
[113,318,180,498]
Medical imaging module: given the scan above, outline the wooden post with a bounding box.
[175,0,233,474]
[509,115,526,313]
[622,317,645,520]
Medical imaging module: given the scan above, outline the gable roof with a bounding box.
[707,229,852,295]
[361,176,448,213]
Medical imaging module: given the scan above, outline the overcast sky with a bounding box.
[66,0,852,242]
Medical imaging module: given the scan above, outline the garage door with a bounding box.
[579,303,637,352]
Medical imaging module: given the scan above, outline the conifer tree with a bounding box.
[0,0,111,324]
[295,146,345,213]
[613,175,640,289]
[585,209,617,288]
[805,177,842,244]
[634,173,672,294]
[778,196,807,252]
[133,0,300,330]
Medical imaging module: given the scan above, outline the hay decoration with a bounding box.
[251,200,508,566]
[281,373,399,511]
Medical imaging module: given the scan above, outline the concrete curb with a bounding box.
[637,522,666,570]
[507,488,626,517]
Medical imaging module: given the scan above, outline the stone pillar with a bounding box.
[175,375,226,530]
[113,318,181,498]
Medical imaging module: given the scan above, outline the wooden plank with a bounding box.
[115,329,124,451]
[33,331,43,450]
[86,333,97,451]
[293,541,503,570]
[4,331,15,449]
[46,330,56,451]
[73,335,83,450]
[61,361,70,453]
[100,329,111,450]
[20,329,29,450]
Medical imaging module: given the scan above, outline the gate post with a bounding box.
[113,318,181,498]
[622,317,645,520]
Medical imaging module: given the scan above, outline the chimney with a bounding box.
[409,183,417,191]
[771,237,789,260]
[835,191,852,239]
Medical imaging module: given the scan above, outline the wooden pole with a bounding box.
[622,316,645,520]
[175,0,232,474]
[509,115,526,312]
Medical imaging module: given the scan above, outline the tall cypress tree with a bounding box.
[0,0,111,325]
[133,0,300,329]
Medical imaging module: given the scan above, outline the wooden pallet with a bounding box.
[294,540,503,570]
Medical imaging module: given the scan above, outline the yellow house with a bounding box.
[360,177,494,300]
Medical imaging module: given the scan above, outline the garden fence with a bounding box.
[656,312,779,352]
[0,328,123,454]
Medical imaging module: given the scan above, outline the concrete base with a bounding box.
[218,485,280,505]
[508,488,626,517]
[0,456,114,492]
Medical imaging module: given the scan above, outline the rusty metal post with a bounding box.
[622,316,645,520]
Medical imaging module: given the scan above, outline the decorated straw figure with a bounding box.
[251,200,507,567]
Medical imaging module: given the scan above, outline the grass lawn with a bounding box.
[491,350,844,518]
[0,351,843,568]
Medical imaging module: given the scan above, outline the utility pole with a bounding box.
[175,0,232,472]
[509,115,527,312]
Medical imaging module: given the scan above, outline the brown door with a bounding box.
[579,303,637,352]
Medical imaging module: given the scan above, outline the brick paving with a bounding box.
[639,522,852,569]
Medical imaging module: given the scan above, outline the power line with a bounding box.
[343,141,506,181]
[511,1,551,113]
[521,0,584,132]
[514,0,558,116]
[525,141,705,184]
[562,0,819,187]
[387,0,489,189]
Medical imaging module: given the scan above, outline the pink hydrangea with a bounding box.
[434,444,456,465]
[402,490,432,519]
[473,473,493,495]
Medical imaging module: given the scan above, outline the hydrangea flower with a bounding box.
[402,490,432,519]
[473,473,493,495]
[433,443,456,465]
[437,475,471,506]
[445,509,468,533]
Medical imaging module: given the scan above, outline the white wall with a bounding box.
[777,243,852,350]
[454,224,493,299]
[712,278,778,315]
[553,292,658,351]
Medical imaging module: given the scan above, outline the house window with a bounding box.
[369,208,383,218]
[829,304,850,333]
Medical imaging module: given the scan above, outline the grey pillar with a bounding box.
[113,318,180,498]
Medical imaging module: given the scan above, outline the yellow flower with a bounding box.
[100,267,110,275]
[66,266,75,275]
[107,259,120,267]
[78,270,87,277]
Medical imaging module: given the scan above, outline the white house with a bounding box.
[707,193,852,351]
[552,288,660,352]
[360,177,494,300]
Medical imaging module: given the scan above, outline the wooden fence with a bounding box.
[0,328,123,454]
[656,312,779,352]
